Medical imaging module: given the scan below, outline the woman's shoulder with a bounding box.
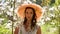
[36,25,41,34]
[36,24,41,29]
[14,26,19,34]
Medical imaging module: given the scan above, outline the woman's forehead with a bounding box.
[26,9,33,12]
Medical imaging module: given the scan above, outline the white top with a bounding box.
[18,23,39,34]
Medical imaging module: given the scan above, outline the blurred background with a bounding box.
[0,0,60,34]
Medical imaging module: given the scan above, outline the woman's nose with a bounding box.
[27,14,31,17]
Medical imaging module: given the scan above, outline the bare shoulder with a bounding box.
[14,26,19,34]
[14,22,23,34]
[36,26,41,34]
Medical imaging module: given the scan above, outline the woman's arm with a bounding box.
[36,27,41,34]
[14,27,19,34]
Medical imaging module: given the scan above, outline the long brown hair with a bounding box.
[23,7,37,29]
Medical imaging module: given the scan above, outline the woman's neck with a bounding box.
[27,20,31,23]
[24,20,31,32]
[27,18,32,22]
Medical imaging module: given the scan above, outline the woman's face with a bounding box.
[25,8,33,20]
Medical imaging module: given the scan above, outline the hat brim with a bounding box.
[17,3,43,21]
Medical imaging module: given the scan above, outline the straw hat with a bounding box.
[17,3,43,21]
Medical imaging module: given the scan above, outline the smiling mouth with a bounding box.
[28,17,30,18]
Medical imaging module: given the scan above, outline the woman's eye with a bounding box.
[30,12,33,14]
[26,12,28,14]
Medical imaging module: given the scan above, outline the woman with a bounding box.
[14,4,42,34]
